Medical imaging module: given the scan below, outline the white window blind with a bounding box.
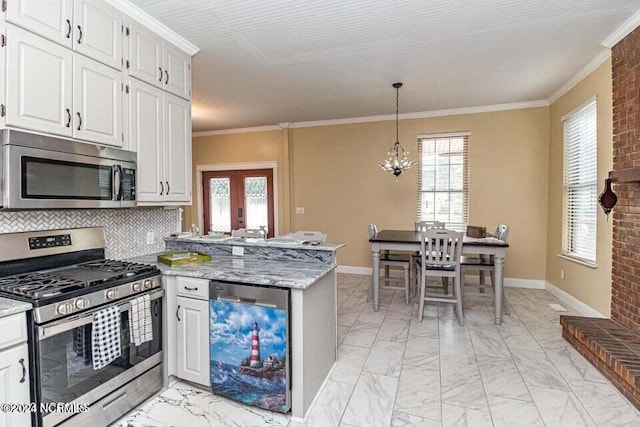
[562,99,597,263]
[416,133,469,231]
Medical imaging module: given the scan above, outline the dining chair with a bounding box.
[417,228,464,325]
[460,224,511,315]
[412,220,447,295]
[367,224,411,304]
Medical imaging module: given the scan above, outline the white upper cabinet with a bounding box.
[127,22,191,100]
[73,54,122,146]
[129,79,163,202]
[5,0,73,47]
[5,24,73,137]
[73,0,121,69]
[128,21,163,88]
[164,42,190,99]
[163,93,191,202]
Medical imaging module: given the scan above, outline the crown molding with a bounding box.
[193,100,548,135]
[602,8,640,48]
[289,100,548,129]
[547,49,611,105]
[106,0,199,56]
[193,125,282,137]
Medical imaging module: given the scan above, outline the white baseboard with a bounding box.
[337,265,545,289]
[337,265,372,275]
[544,281,606,318]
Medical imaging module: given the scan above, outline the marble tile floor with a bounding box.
[115,274,640,427]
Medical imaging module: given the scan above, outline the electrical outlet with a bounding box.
[560,269,565,280]
[146,231,155,245]
[296,207,305,214]
[232,246,244,256]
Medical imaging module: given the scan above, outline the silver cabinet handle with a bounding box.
[18,358,26,383]
[160,181,164,196]
[77,25,82,44]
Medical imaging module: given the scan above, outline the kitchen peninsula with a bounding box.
[132,236,344,421]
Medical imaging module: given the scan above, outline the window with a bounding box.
[562,98,597,263]
[417,133,469,230]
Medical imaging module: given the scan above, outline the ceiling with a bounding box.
[129,0,640,132]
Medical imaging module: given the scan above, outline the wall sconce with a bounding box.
[599,174,617,220]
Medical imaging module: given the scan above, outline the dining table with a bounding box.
[369,229,509,325]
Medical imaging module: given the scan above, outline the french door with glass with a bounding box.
[202,169,274,237]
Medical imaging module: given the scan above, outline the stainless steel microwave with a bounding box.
[0,130,136,209]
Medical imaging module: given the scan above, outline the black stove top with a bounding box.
[0,259,158,302]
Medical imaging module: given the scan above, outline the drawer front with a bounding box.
[0,314,27,350]
[177,277,209,300]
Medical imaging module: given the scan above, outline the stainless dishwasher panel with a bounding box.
[209,281,291,413]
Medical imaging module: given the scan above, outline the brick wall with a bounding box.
[611,26,640,331]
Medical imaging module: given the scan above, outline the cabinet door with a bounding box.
[73,55,122,146]
[5,0,73,47]
[128,21,162,88]
[163,93,191,203]
[0,344,31,427]
[6,24,73,137]
[176,296,210,386]
[73,0,122,69]
[163,42,191,100]
[129,79,164,202]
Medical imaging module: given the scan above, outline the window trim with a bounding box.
[561,97,597,264]
[416,132,470,230]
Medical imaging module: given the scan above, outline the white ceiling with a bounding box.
[129,0,640,132]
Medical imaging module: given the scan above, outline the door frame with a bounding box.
[196,162,279,236]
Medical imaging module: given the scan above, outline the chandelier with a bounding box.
[378,82,416,180]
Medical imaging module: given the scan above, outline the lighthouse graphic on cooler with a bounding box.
[249,320,262,368]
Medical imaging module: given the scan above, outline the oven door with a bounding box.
[34,289,163,427]
[4,144,122,209]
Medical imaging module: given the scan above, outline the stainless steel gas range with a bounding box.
[0,227,163,427]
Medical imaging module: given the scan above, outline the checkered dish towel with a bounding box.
[129,294,153,346]
[92,306,122,370]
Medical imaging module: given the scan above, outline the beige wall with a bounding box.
[290,109,550,279]
[545,58,613,316]
[187,130,292,234]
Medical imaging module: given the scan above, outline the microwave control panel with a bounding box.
[29,234,72,250]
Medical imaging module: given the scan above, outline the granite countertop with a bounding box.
[164,235,345,252]
[129,254,336,290]
[0,297,32,319]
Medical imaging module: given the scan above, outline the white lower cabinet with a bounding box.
[0,313,30,427]
[176,296,210,386]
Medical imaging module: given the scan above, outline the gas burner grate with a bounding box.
[0,273,86,299]
[79,259,157,278]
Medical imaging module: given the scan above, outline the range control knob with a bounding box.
[132,282,141,292]
[105,289,117,300]
[75,298,90,310]
[56,303,73,315]
[143,279,152,290]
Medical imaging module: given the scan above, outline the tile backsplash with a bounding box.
[0,208,181,259]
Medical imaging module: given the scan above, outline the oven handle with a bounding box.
[37,289,164,340]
